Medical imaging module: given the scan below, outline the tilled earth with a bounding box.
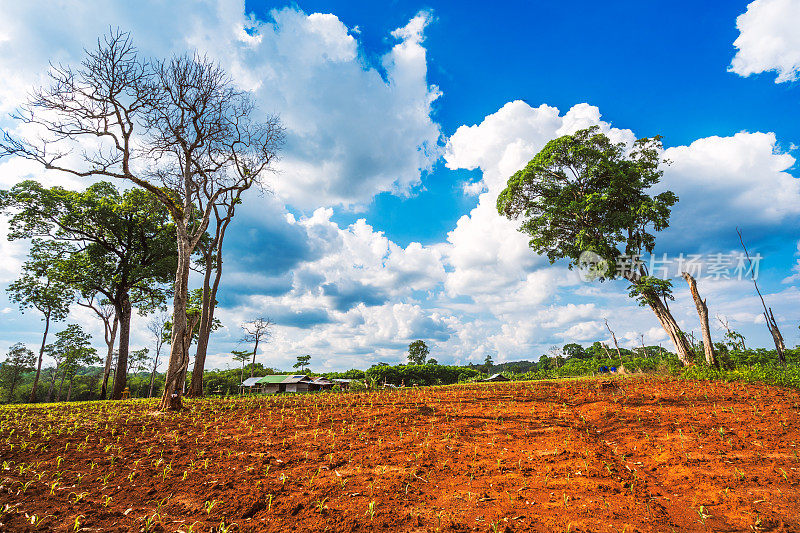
[1,376,799,532]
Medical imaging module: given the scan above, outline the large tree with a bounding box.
[407,340,429,365]
[497,127,693,363]
[6,240,74,402]
[0,31,283,410]
[1,180,176,399]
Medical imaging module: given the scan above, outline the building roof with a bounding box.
[282,374,314,384]
[312,377,333,384]
[483,373,510,382]
[241,377,262,387]
[257,375,289,384]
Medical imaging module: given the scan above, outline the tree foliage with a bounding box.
[407,340,429,365]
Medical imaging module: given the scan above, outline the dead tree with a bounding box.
[737,229,785,363]
[146,313,168,398]
[242,318,273,379]
[681,272,718,367]
[604,318,622,358]
[0,31,284,410]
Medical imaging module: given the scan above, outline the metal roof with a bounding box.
[257,375,289,384]
[282,374,314,384]
[241,377,261,387]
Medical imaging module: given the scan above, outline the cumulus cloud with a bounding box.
[730,0,800,82]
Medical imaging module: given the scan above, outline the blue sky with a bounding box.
[0,0,798,372]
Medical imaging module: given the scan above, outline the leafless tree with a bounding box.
[737,228,785,363]
[146,312,168,398]
[604,318,622,358]
[242,317,273,379]
[0,31,284,410]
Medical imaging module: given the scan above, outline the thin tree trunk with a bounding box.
[66,375,74,402]
[188,245,216,398]
[47,367,58,402]
[190,202,233,398]
[250,336,260,380]
[737,228,785,363]
[112,294,132,400]
[160,234,192,411]
[604,319,622,358]
[28,312,51,403]
[148,347,160,398]
[57,370,67,402]
[7,370,20,403]
[100,313,119,400]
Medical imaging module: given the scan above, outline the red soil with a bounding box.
[1,376,799,532]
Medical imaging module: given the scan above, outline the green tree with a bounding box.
[0,31,284,411]
[6,240,74,403]
[0,180,176,399]
[563,343,587,360]
[293,354,311,373]
[497,126,692,363]
[1,343,36,403]
[231,350,251,386]
[48,325,97,402]
[427,358,439,365]
[407,340,429,365]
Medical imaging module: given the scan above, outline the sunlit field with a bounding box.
[1,377,799,532]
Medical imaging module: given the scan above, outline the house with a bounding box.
[311,377,335,391]
[281,374,315,393]
[482,373,510,382]
[257,375,288,395]
[332,378,357,391]
[240,377,262,394]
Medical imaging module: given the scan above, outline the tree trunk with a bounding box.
[604,319,622,358]
[765,308,786,364]
[66,375,74,402]
[189,206,232,398]
[646,294,693,364]
[100,313,119,400]
[57,369,67,402]
[28,312,51,403]
[188,246,216,398]
[112,294,132,400]
[148,347,160,398]
[160,235,192,411]
[46,367,58,402]
[682,273,718,368]
[7,370,20,403]
[250,336,260,380]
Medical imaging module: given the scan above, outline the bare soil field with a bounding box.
[1,376,799,532]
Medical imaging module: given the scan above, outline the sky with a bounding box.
[0,0,799,372]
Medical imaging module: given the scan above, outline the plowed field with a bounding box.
[1,376,799,532]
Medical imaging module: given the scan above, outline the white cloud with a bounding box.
[730,0,800,82]
[0,2,442,209]
[660,131,800,245]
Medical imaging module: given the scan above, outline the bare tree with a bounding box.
[604,318,622,358]
[681,272,718,367]
[146,312,168,398]
[0,31,284,410]
[242,317,273,379]
[737,228,785,363]
[716,314,746,351]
